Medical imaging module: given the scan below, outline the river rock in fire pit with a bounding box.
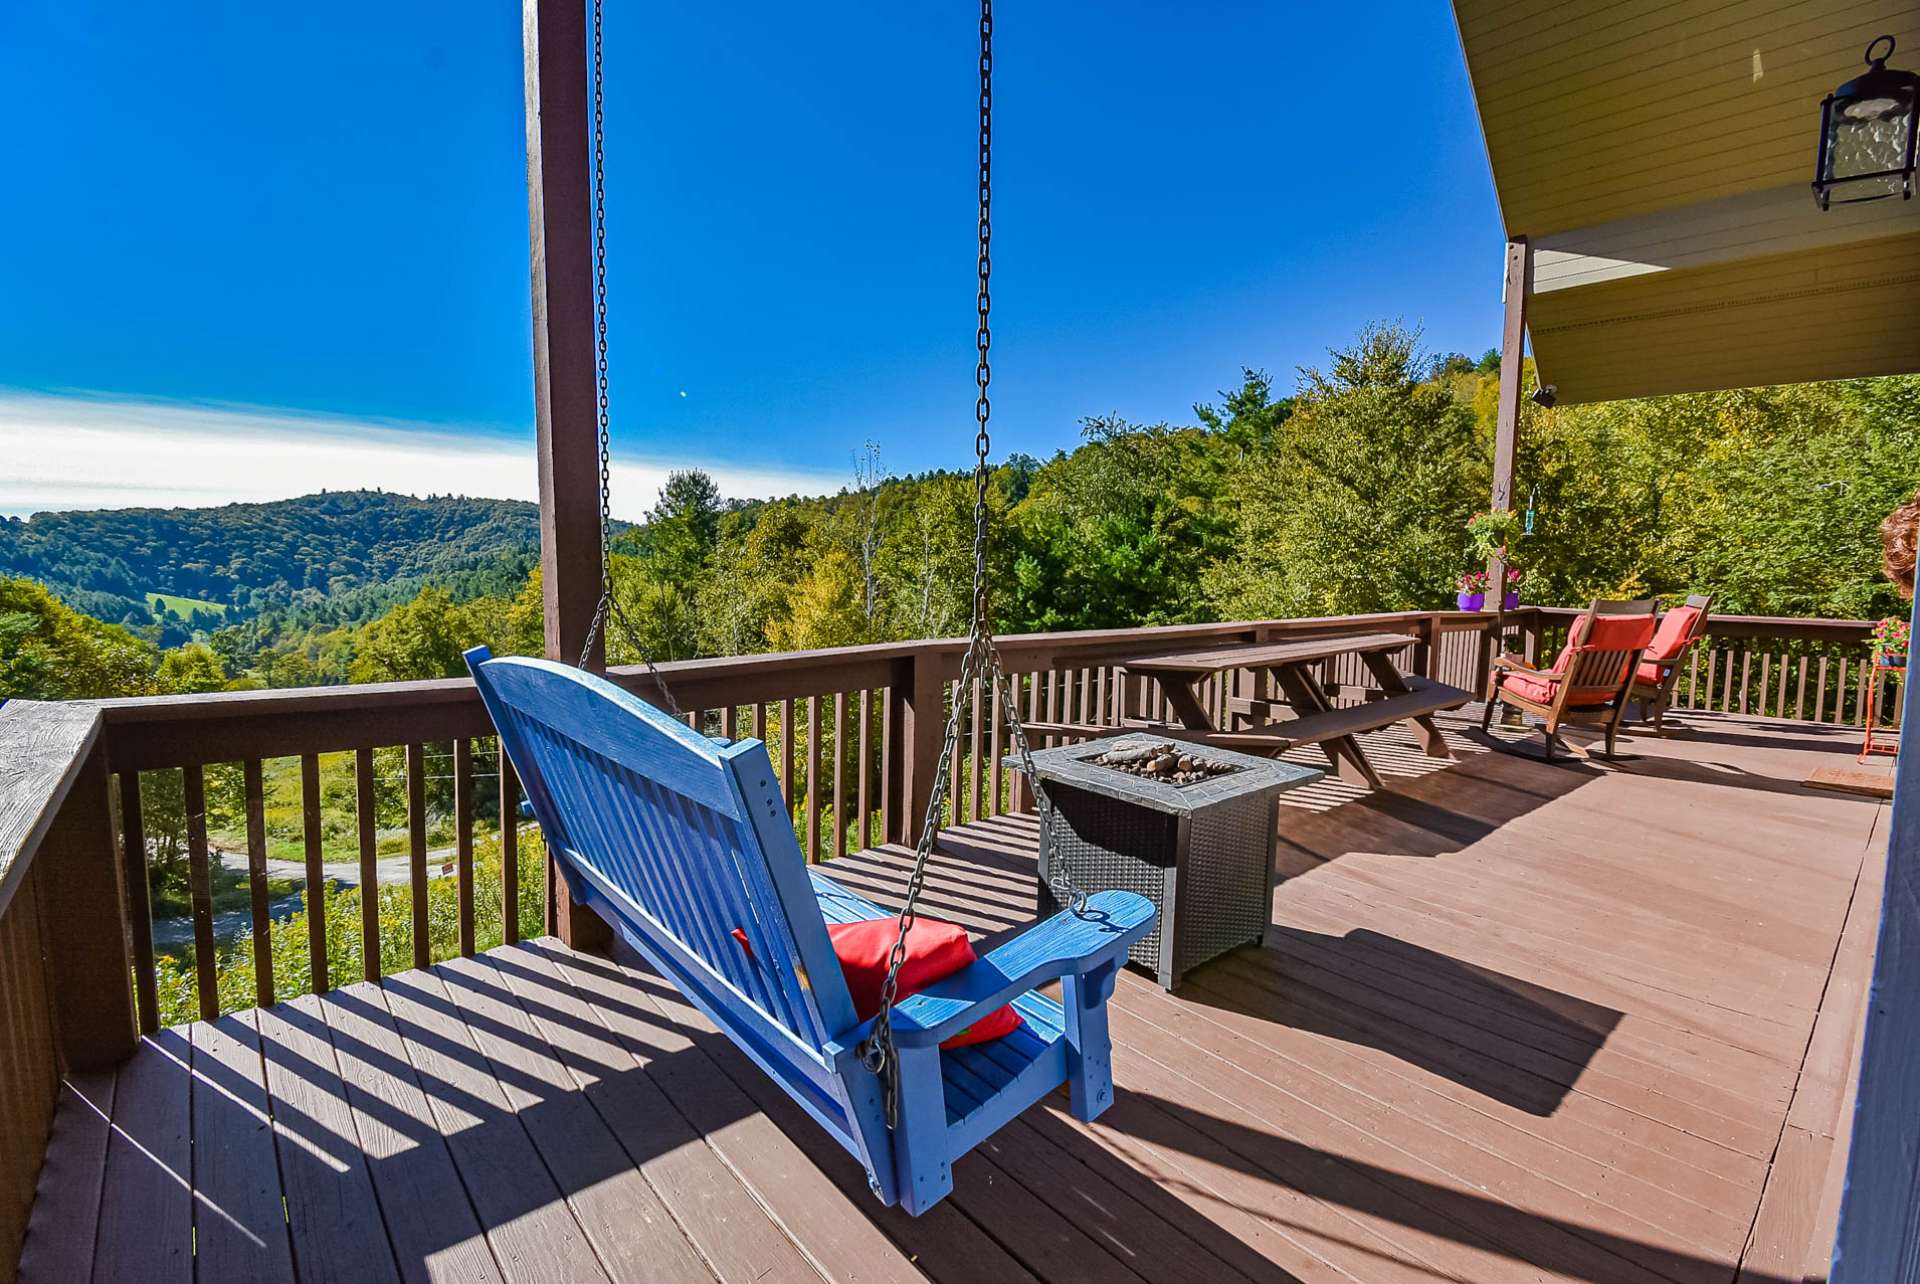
[1085,740,1242,788]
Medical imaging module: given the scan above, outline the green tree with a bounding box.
[1206,323,1483,616]
[156,642,229,693]
[348,585,479,682]
[637,469,724,586]
[0,576,156,699]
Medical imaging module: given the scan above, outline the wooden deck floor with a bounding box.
[20,712,1887,1283]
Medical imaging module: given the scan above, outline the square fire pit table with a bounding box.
[1014,735,1322,990]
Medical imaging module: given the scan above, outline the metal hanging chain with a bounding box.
[577,0,684,720]
[857,0,1087,1130]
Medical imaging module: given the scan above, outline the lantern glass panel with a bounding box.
[1823,83,1917,200]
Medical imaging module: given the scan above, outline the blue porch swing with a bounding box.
[465,0,1155,1217]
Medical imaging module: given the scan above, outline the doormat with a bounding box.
[1804,766,1895,799]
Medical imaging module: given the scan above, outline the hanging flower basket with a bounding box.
[1466,509,1524,563]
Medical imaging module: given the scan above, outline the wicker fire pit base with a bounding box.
[1017,735,1322,990]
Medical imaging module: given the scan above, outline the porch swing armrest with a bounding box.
[824,890,1157,1060]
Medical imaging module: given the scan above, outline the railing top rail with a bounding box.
[0,699,102,918]
[1526,605,1874,641]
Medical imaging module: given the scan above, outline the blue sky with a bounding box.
[0,1,1502,518]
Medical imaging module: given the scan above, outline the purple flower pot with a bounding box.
[1457,591,1485,611]
[1503,591,1520,610]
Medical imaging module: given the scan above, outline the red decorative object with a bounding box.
[827,917,1022,1048]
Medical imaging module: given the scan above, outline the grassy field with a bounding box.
[148,589,229,618]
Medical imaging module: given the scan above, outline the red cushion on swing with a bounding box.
[828,917,1023,1049]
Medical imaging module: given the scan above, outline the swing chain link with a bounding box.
[858,0,1086,1130]
[577,0,684,721]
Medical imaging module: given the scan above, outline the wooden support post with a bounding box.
[896,650,948,846]
[526,0,613,950]
[39,743,136,1070]
[1487,235,1532,662]
[525,0,604,674]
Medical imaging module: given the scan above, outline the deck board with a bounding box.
[23,711,1885,1282]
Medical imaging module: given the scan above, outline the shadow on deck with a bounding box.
[20,711,1885,1283]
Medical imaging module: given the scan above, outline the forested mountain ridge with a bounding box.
[0,490,543,625]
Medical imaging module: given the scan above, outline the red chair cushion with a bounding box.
[1634,659,1668,686]
[1644,605,1703,664]
[1500,668,1619,708]
[827,917,1022,1049]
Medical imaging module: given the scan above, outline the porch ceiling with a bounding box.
[1452,0,1920,403]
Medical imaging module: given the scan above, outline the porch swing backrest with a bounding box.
[467,651,862,1073]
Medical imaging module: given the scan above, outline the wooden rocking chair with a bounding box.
[1627,594,1713,731]
[465,647,1157,1216]
[1481,600,1657,759]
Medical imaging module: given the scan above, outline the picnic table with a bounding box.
[1117,633,1471,789]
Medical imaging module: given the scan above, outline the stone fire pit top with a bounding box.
[1011,734,1322,816]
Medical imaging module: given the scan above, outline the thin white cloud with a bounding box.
[0,389,845,518]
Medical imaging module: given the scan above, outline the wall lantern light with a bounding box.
[1814,35,1919,210]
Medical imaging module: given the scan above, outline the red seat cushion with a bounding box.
[1502,668,1623,709]
[827,917,1022,1048]
[1634,659,1668,686]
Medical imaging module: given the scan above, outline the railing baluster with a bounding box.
[1739,651,1752,715]
[881,685,895,843]
[243,758,275,1007]
[857,689,871,849]
[183,764,218,1021]
[1855,661,1869,726]
[1705,649,1719,713]
[406,742,429,971]
[806,696,821,862]
[455,737,476,958]
[1757,654,1772,718]
[1795,656,1809,722]
[969,674,984,824]
[118,770,160,1034]
[1687,647,1699,708]
[500,751,520,946]
[753,701,766,744]
[1817,656,1831,723]
[355,748,380,982]
[948,680,962,825]
[832,691,847,861]
[782,697,796,807]
[988,677,1003,818]
[722,704,738,742]
[300,754,328,997]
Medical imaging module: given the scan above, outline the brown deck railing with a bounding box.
[0,604,1882,1277]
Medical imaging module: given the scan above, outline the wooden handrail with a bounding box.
[0,700,137,1280]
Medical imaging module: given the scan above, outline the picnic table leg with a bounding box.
[1359,651,1455,760]
[1156,675,1216,733]
[1276,665,1383,790]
